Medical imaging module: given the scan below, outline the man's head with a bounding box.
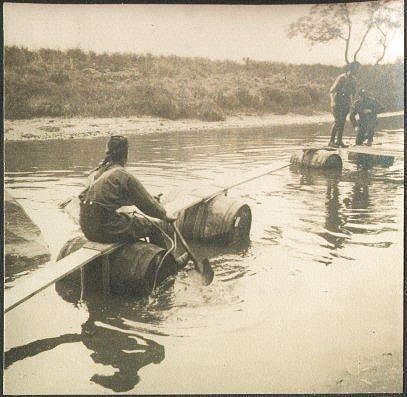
[106,135,128,165]
[347,61,361,76]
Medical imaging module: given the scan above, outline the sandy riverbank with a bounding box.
[5,111,402,142]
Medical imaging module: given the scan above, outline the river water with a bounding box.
[4,116,404,394]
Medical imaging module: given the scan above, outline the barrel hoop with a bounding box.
[220,200,243,236]
[193,202,209,240]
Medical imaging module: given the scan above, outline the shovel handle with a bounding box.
[171,223,200,268]
[171,222,214,285]
[59,197,73,209]
[170,222,214,285]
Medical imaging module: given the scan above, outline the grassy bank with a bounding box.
[5,46,404,121]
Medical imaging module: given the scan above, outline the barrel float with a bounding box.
[56,236,177,297]
[290,148,342,169]
[176,195,252,244]
[109,242,177,296]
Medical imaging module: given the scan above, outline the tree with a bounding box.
[372,1,403,64]
[287,0,402,65]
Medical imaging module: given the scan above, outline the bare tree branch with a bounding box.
[344,25,351,64]
[353,23,373,61]
[375,28,396,65]
[352,2,379,62]
[376,24,386,37]
[286,0,403,64]
[375,39,387,65]
[344,5,352,64]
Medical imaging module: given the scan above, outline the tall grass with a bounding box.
[4,46,403,121]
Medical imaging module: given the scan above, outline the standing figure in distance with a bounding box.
[350,89,384,146]
[328,61,361,148]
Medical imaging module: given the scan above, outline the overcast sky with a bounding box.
[4,3,404,65]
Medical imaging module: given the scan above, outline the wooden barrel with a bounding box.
[56,236,177,298]
[109,242,177,296]
[178,195,252,244]
[290,148,342,169]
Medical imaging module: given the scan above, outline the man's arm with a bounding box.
[329,74,342,93]
[329,74,344,106]
[124,171,168,220]
[349,100,359,127]
[350,76,357,105]
[373,98,385,114]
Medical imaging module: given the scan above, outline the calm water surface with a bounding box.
[4,116,404,393]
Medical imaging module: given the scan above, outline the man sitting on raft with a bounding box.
[79,135,181,251]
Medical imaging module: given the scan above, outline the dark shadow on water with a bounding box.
[80,303,165,393]
[5,286,166,393]
[4,238,250,392]
[4,333,82,368]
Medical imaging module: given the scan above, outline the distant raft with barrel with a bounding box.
[290,148,343,169]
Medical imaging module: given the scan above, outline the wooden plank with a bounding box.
[83,241,118,252]
[4,242,122,313]
[339,146,403,159]
[377,110,404,118]
[301,145,403,160]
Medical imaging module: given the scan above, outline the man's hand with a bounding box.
[154,193,163,202]
[349,114,358,129]
[165,214,178,223]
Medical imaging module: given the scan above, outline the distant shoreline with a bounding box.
[4,111,403,142]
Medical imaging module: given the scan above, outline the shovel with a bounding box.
[171,222,214,285]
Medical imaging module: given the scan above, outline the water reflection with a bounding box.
[346,179,370,211]
[5,285,166,393]
[293,160,399,267]
[294,166,381,265]
[322,174,348,251]
[297,168,347,253]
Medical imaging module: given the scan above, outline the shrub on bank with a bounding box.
[4,46,404,121]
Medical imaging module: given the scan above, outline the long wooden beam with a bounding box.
[164,161,290,216]
[4,242,121,313]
